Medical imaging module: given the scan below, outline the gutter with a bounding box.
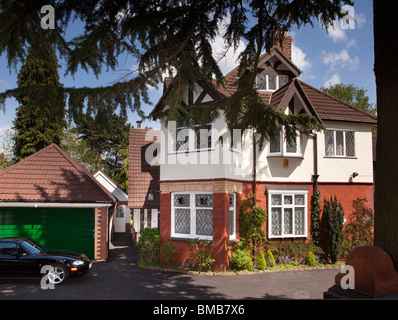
[0,202,114,208]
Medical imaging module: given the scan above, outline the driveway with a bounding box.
[0,234,339,300]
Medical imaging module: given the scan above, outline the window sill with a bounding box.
[323,156,357,159]
[169,236,213,242]
[168,148,215,155]
[268,236,307,240]
[268,154,303,159]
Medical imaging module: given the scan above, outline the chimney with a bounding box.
[136,120,142,128]
[272,31,292,61]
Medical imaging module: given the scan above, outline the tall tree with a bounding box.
[0,0,352,144]
[373,1,398,270]
[13,42,66,160]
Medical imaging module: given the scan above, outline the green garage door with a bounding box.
[0,207,95,259]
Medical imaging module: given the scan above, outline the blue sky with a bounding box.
[0,0,375,137]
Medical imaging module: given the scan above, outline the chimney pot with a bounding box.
[136,120,142,128]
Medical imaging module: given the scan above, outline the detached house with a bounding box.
[148,34,376,271]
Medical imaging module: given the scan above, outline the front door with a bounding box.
[114,206,127,233]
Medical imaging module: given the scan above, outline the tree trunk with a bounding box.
[373,1,398,271]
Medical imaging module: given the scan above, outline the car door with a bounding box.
[0,242,36,277]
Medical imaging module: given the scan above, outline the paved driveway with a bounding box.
[0,235,339,300]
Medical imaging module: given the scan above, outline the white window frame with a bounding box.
[268,127,302,157]
[324,129,356,158]
[257,74,290,91]
[268,189,308,239]
[229,193,236,240]
[171,192,213,240]
[174,122,213,153]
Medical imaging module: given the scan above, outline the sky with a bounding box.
[0,1,375,140]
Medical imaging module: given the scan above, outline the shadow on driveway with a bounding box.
[0,234,339,300]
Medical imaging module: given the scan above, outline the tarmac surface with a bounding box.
[0,234,340,300]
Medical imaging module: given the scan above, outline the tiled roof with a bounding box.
[128,128,161,209]
[0,144,116,203]
[297,81,377,124]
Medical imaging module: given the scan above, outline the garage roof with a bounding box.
[0,144,116,204]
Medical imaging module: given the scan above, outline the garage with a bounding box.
[0,207,95,259]
[0,144,116,261]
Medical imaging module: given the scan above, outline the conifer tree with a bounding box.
[13,42,66,160]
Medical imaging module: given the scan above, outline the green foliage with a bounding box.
[268,241,324,265]
[306,251,317,267]
[0,1,351,138]
[265,250,276,268]
[230,249,253,271]
[137,228,161,264]
[310,190,322,247]
[341,198,374,259]
[256,251,267,270]
[324,196,345,264]
[239,194,266,258]
[12,42,66,160]
[187,238,215,272]
[161,242,178,267]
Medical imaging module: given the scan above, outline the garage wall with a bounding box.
[0,207,95,259]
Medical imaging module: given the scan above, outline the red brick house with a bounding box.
[0,144,116,261]
[146,34,376,271]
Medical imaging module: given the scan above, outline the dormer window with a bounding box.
[257,74,289,91]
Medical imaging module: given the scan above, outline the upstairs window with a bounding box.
[257,74,289,91]
[325,130,355,157]
[269,128,301,157]
[175,119,212,152]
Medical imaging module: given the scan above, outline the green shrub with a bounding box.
[187,238,215,272]
[231,249,253,271]
[161,242,177,266]
[256,251,267,270]
[324,196,344,263]
[307,251,317,267]
[265,250,276,267]
[137,228,161,264]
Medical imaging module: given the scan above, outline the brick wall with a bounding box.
[158,180,374,270]
[94,207,108,261]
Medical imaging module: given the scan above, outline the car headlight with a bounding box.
[72,260,85,266]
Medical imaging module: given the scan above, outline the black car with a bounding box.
[0,238,92,285]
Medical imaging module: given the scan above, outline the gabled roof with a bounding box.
[0,144,116,203]
[128,128,161,209]
[151,49,377,125]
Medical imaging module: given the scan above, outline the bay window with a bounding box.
[269,128,301,157]
[171,192,213,240]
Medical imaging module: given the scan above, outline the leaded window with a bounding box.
[172,192,213,240]
[325,130,356,157]
[268,191,307,239]
[229,193,236,240]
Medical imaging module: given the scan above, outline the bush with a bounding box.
[324,196,344,263]
[187,238,215,272]
[307,251,317,267]
[161,242,177,266]
[137,228,161,264]
[256,251,267,270]
[265,250,276,267]
[231,249,253,271]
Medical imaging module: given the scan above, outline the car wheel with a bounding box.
[48,263,69,285]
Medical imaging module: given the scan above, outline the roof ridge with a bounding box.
[298,80,377,121]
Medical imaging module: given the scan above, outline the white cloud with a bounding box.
[355,12,367,28]
[292,43,311,71]
[322,49,359,71]
[211,18,246,75]
[326,20,347,42]
[323,73,341,88]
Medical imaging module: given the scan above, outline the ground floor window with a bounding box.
[268,190,308,239]
[171,192,213,240]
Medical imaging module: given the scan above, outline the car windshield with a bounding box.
[20,239,45,255]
